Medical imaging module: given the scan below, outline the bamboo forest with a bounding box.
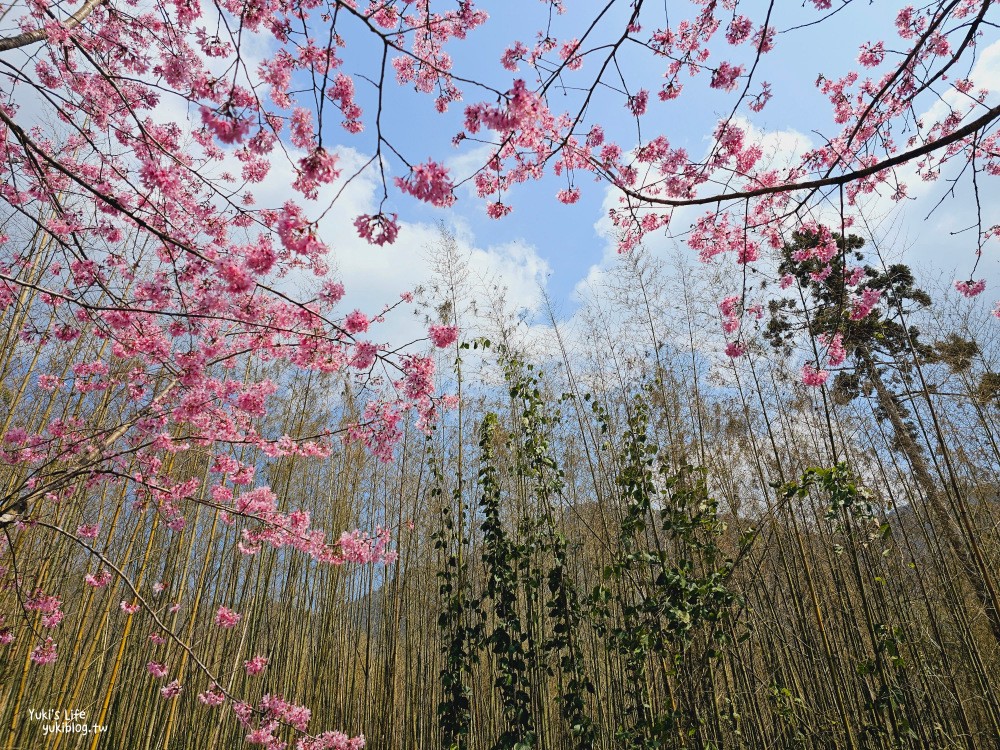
[2,0,1000,748]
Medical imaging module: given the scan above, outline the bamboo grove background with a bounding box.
[2,226,1000,749]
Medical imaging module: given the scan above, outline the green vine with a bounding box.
[590,395,740,748]
[432,439,480,750]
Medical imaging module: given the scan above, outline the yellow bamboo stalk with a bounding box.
[48,479,134,750]
[87,512,160,750]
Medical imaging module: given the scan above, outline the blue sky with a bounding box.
[4,0,996,348]
[254,1,1000,350]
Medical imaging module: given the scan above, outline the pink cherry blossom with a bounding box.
[354,214,400,246]
[350,342,379,371]
[30,638,57,666]
[245,655,269,675]
[85,571,113,588]
[719,296,740,318]
[25,592,64,628]
[487,201,514,219]
[710,62,744,92]
[820,332,848,367]
[801,364,830,387]
[321,280,346,305]
[294,148,340,199]
[200,107,252,145]
[160,680,183,699]
[198,688,226,706]
[724,341,746,358]
[726,16,754,45]
[849,287,882,321]
[954,279,986,298]
[556,187,581,204]
[428,325,459,348]
[215,606,241,629]
[394,161,456,208]
[859,41,886,67]
[344,311,370,335]
[626,90,649,117]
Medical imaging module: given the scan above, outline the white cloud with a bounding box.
[238,140,553,351]
[846,39,1000,287]
[580,117,812,300]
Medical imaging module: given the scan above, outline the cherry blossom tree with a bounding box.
[1,0,999,746]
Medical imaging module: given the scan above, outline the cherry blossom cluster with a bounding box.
[955,279,987,298]
[819,332,847,368]
[718,295,762,359]
[428,324,459,348]
[215,606,242,629]
[0,615,13,647]
[801,364,830,387]
[231,693,364,750]
[24,591,64,629]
